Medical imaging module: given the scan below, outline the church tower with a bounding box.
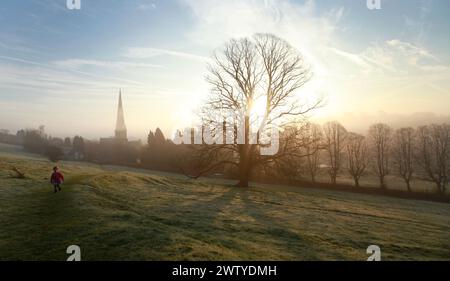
[115,89,127,141]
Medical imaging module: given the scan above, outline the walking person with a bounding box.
[50,166,64,193]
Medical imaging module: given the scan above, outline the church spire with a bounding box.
[115,89,127,140]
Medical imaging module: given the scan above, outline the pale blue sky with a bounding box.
[0,0,449,139]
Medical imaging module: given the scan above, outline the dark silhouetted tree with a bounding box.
[64,137,72,147]
[302,123,323,183]
[147,131,155,146]
[142,128,180,171]
[185,33,320,187]
[45,145,64,162]
[393,127,414,192]
[346,133,368,187]
[323,121,347,184]
[368,123,392,189]
[416,124,449,193]
[23,129,47,153]
[73,136,85,155]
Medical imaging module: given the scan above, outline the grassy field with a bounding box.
[0,143,449,261]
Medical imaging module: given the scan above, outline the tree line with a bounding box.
[1,121,448,194]
[284,122,448,193]
[0,33,447,195]
[171,121,448,194]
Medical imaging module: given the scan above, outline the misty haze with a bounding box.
[0,0,449,265]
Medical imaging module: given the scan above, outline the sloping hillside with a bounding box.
[0,144,449,260]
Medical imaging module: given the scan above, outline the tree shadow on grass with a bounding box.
[166,185,321,260]
[236,188,335,260]
[116,186,243,260]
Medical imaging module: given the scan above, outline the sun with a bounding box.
[250,98,268,120]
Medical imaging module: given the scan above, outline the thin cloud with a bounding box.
[52,59,164,70]
[0,42,47,55]
[124,47,209,63]
[0,55,145,86]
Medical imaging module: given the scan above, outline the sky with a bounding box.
[0,0,449,140]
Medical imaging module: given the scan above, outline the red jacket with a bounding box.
[51,171,64,185]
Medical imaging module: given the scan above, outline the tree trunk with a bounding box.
[236,115,252,188]
[435,181,442,194]
[354,178,360,188]
[406,180,411,192]
[379,176,386,189]
[236,158,250,187]
[440,177,447,194]
[236,177,249,187]
[330,173,337,185]
[236,139,252,187]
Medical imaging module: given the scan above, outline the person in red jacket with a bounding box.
[50,166,64,193]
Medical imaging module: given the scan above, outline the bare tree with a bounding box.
[416,124,449,193]
[271,121,324,182]
[368,123,392,189]
[301,123,323,183]
[323,121,347,184]
[346,133,368,188]
[270,126,306,183]
[183,34,321,187]
[393,127,415,192]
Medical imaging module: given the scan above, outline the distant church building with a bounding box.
[100,89,135,145]
[114,89,127,141]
